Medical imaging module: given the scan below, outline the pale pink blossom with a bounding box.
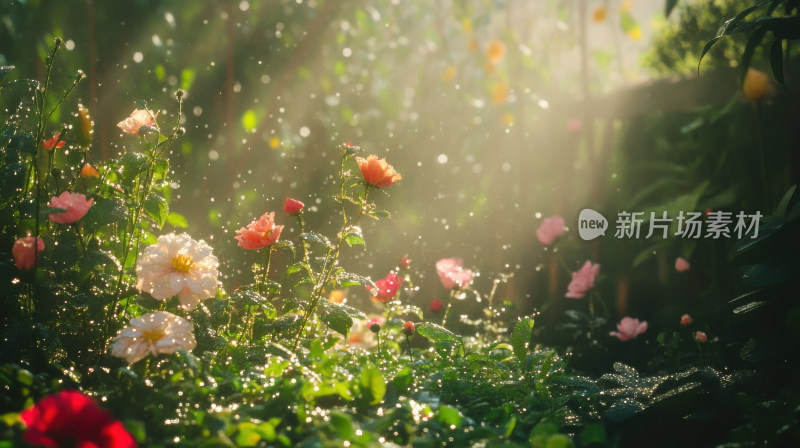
[695,331,708,343]
[117,108,156,135]
[681,314,692,326]
[567,119,582,133]
[136,233,219,310]
[436,257,474,290]
[235,212,284,250]
[675,257,690,272]
[13,235,44,271]
[610,317,648,341]
[110,311,196,364]
[536,216,565,245]
[47,191,93,224]
[565,261,600,299]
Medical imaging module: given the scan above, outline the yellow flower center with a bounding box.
[142,327,165,342]
[171,254,194,273]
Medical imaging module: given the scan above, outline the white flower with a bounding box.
[136,233,219,310]
[110,311,196,364]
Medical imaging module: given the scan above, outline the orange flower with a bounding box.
[486,40,506,65]
[443,66,457,82]
[356,155,402,188]
[492,83,508,104]
[592,6,607,22]
[42,133,65,150]
[80,163,99,178]
[743,68,773,102]
[328,290,345,303]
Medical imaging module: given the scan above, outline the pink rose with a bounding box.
[565,261,600,299]
[436,257,474,290]
[368,272,403,303]
[695,331,708,343]
[536,216,565,245]
[13,235,45,271]
[610,317,648,341]
[675,257,690,272]
[680,314,692,326]
[47,191,93,224]
[235,212,284,250]
[429,298,443,312]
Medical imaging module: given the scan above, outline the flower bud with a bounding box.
[680,314,692,326]
[369,323,381,334]
[402,321,415,336]
[81,163,99,178]
[284,198,304,215]
[77,104,94,145]
[399,257,410,269]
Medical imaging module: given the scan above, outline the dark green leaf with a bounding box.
[770,39,785,85]
[321,306,354,337]
[740,27,767,84]
[775,185,798,217]
[665,0,678,18]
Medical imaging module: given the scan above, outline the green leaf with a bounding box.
[665,0,678,17]
[770,39,785,85]
[775,185,798,217]
[143,194,168,228]
[740,27,767,84]
[619,11,637,33]
[166,212,188,228]
[367,210,390,219]
[320,306,354,338]
[416,323,463,346]
[119,152,149,183]
[84,198,127,230]
[359,364,386,404]
[299,232,333,249]
[336,272,375,289]
[511,318,534,363]
[437,405,462,429]
[344,231,364,247]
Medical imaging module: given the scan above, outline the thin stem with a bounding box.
[297,214,315,283]
[441,289,456,326]
[292,180,369,350]
[260,245,274,295]
[406,335,413,362]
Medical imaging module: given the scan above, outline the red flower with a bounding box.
[42,133,65,150]
[235,211,284,250]
[680,314,693,326]
[429,298,443,312]
[21,390,137,448]
[367,272,402,303]
[13,234,44,271]
[399,257,411,269]
[403,321,416,336]
[284,198,304,215]
[356,155,402,188]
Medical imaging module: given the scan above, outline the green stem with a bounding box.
[292,180,369,351]
[441,289,456,326]
[260,245,274,295]
[406,335,413,362]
